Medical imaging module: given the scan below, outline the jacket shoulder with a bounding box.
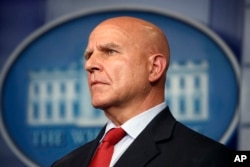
[51,141,95,167]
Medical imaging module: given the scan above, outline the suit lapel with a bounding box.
[114,130,160,167]
[114,107,176,167]
[80,126,106,167]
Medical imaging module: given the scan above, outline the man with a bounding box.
[52,16,232,167]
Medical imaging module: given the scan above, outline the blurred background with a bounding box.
[0,0,249,166]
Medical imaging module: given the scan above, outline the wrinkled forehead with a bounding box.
[89,24,133,40]
[87,25,132,50]
[87,22,142,50]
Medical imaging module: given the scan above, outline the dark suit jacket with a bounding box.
[52,107,232,167]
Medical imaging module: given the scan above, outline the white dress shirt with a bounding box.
[100,102,167,167]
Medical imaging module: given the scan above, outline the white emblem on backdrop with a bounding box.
[166,60,209,121]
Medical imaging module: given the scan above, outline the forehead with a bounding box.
[88,24,135,45]
[89,25,131,39]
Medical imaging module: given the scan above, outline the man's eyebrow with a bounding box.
[84,42,122,59]
[98,42,121,50]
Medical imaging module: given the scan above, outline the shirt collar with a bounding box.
[105,102,166,139]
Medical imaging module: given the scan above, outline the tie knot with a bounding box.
[103,128,126,145]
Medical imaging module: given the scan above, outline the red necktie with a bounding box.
[89,128,126,167]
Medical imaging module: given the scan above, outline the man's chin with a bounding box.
[92,102,110,110]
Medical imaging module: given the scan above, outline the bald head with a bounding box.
[89,16,170,68]
[85,16,169,120]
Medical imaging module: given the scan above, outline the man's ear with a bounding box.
[148,54,167,82]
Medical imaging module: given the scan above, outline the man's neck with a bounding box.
[103,99,165,126]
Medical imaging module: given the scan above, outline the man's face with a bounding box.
[84,24,151,110]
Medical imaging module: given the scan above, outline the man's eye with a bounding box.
[85,54,91,60]
[107,49,116,55]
